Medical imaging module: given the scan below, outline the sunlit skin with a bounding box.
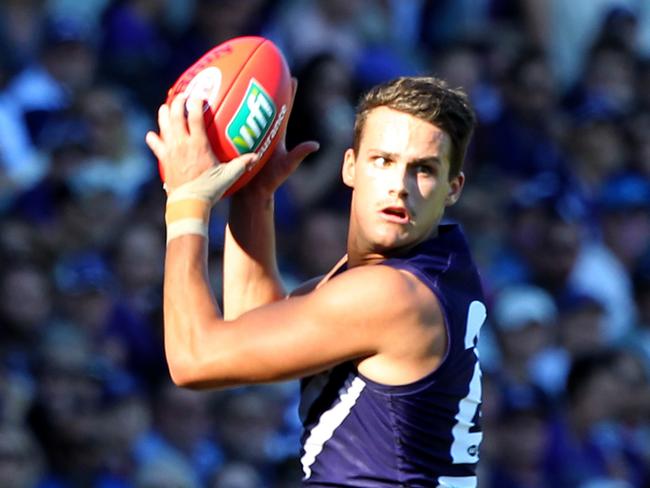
[343,106,465,267]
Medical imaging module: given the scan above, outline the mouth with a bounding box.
[380,206,411,224]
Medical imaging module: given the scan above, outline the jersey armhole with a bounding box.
[356,261,454,395]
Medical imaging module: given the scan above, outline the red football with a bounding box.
[162,36,291,197]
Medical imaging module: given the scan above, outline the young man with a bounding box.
[146,76,486,487]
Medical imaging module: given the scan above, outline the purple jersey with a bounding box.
[299,224,486,487]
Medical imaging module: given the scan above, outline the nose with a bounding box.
[388,165,409,198]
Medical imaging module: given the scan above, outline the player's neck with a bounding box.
[345,238,427,269]
[346,224,385,268]
[346,228,439,269]
[347,249,386,268]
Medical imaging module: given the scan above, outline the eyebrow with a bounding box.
[410,156,442,167]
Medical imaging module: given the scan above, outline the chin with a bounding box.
[370,231,418,253]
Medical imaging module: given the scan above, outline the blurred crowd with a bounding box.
[1,0,650,487]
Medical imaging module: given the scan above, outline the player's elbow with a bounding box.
[167,363,210,390]
[167,356,196,388]
[164,352,204,389]
[166,353,230,390]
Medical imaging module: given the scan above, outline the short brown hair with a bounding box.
[353,77,476,177]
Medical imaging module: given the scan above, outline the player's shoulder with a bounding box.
[314,264,445,364]
[279,263,444,362]
[316,263,441,319]
[330,263,412,289]
[350,262,431,291]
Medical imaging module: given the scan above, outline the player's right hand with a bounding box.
[146,94,258,203]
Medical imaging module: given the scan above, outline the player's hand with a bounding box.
[237,78,320,199]
[146,94,258,203]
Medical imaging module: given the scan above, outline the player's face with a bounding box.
[343,107,464,254]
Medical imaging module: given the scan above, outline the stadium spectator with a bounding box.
[545,349,648,487]
[133,382,223,486]
[0,424,45,488]
[284,53,356,214]
[596,173,650,272]
[485,386,551,488]
[6,14,97,148]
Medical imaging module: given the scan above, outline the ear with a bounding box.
[342,148,356,188]
[445,172,465,206]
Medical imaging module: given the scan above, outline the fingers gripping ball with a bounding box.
[161,36,292,198]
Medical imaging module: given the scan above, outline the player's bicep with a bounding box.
[185,267,417,388]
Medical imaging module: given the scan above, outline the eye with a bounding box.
[371,156,390,168]
[416,164,435,175]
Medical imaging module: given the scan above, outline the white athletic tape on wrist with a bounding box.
[164,159,251,244]
[165,197,211,244]
[166,218,208,244]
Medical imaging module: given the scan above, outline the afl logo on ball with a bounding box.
[226,79,276,154]
[184,67,222,112]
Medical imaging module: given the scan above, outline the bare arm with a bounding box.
[165,236,443,389]
[223,193,284,319]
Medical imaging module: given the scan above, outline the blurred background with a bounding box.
[1,0,650,487]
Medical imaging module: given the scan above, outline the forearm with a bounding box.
[223,191,285,319]
[164,234,220,384]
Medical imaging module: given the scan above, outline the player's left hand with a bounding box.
[146,94,258,202]
[235,78,320,200]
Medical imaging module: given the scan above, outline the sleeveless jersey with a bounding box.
[299,224,486,487]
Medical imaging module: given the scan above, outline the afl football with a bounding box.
[163,36,291,197]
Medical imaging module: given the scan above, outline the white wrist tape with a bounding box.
[164,160,250,244]
[166,218,208,243]
[165,198,211,244]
